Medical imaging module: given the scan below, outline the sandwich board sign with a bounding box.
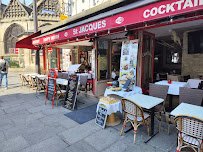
[95,104,108,129]
[45,69,57,109]
[64,75,79,110]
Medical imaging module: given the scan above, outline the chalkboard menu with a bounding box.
[45,69,57,109]
[95,104,108,129]
[64,75,79,110]
[47,78,56,101]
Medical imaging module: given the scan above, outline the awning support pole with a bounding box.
[33,0,40,74]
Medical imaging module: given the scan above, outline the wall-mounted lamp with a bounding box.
[76,37,79,41]
[67,38,69,42]
[95,32,97,36]
[85,35,87,39]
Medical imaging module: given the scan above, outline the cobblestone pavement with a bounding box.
[0,72,177,152]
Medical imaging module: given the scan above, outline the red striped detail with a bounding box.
[134,130,137,133]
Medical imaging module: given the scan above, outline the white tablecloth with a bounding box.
[155,80,187,95]
[56,78,68,85]
[187,79,202,88]
[77,73,92,80]
[97,101,122,115]
[104,86,142,98]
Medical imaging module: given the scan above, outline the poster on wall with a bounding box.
[120,39,138,84]
[91,48,96,79]
[9,48,19,54]
[62,49,71,70]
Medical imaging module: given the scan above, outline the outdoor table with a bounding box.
[37,75,48,80]
[170,103,203,119]
[24,73,40,77]
[96,100,122,126]
[187,79,202,88]
[56,78,68,86]
[104,86,142,98]
[123,94,164,143]
[155,80,187,111]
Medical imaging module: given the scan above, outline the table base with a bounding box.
[144,131,159,143]
[106,113,121,126]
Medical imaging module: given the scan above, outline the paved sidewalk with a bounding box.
[0,72,177,152]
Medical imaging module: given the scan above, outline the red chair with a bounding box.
[87,74,93,91]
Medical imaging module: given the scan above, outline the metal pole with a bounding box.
[33,0,40,74]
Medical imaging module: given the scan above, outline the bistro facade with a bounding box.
[17,0,203,96]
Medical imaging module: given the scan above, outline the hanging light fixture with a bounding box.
[145,22,148,27]
[76,37,79,41]
[108,29,110,34]
[95,32,97,36]
[85,35,87,39]
[170,16,173,23]
[124,26,127,32]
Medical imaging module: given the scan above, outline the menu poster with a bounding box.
[45,69,57,109]
[95,104,108,129]
[120,40,138,84]
[64,75,79,110]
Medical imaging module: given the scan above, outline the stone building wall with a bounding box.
[182,30,203,78]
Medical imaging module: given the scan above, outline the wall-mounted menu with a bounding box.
[95,104,107,129]
[64,75,79,110]
[120,40,139,84]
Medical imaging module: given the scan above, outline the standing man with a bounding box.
[0,56,9,89]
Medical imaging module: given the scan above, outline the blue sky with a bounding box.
[3,0,32,5]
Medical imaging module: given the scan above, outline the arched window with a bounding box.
[4,23,24,54]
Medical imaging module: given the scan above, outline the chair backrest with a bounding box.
[167,75,180,81]
[175,115,203,140]
[80,75,88,86]
[179,87,203,106]
[198,81,203,90]
[149,83,169,101]
[183,75,190,82]
[159,73,167,80]
[62,73,69,79]
[58,72,63,78]
[121,99,144,120]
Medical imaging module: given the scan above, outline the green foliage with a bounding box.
[9,60,20,68]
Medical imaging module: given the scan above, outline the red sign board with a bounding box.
[48,48,52,53]
[32,0,203,45]
[15,48,19,54]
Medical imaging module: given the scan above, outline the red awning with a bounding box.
[16,31,41,50]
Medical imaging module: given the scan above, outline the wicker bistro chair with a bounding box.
[168,87,203,135]
[174,115,203,152]
[19,74,29,88]
[27,75,37,91]
[120,98,150,144]
[149,83,169,132]
[56,83,66,107]
[35,76,47,95]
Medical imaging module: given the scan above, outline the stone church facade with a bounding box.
[0,0,61,72]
